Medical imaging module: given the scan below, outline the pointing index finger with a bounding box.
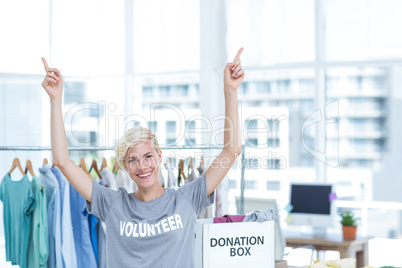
[233,47,244,62]
[41,57,49,71]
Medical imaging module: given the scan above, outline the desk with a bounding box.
[285,235,372,267]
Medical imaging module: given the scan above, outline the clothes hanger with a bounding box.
[100,157,107,171]
[178,159,186,186]
[113,158,120,174]
[26,159,43,190]
[9,157,25,176]
[43,158,48,166]
[89,159,102,179]
[79,158,90,176]
[8,158,25,176]
[25,159,35,177]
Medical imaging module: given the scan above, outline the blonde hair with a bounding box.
[115,127,161,171]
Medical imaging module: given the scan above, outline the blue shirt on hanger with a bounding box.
[87,213,99,265]
[70,182,97,268]
[39,164,63,268]
[51,166,77,268]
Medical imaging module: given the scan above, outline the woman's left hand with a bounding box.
[224,47,245,91]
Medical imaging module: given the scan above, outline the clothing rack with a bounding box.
[0,145,248,214]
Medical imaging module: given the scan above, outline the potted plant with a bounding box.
[340,211,359,240]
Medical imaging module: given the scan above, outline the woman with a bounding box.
[41,47,244,267]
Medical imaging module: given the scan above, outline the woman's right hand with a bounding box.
[41,57,63,100]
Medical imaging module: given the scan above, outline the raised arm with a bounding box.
[205,48,244,196]
[41,58,93,202]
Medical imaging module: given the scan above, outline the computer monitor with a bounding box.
[289,183,335,234]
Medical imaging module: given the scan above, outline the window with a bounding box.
[245,119,258,129]
[276,80,291,93]
[143,86,153,98]
[267,119,280,132]
[185,138,196,146]
[267,138,280,148]
[266,159,281,170]
[226,0,315,65]
[298,79,314,92]
[64,82,86,104]
[166,138,176,146]
[133,0,199,73]
[188,84,199,96]
[245,180,257,190]
[171,85,189,96]
[348,159,370,168]
[246,138,258,146]
[301,99,314,113]
[303,137,314,149]
[300,157,314,167]
[325,0,402,60]
[266,181,280,191]
[245,158,259,169]
[238,82,248,95]
[53,0,125,76]
[166,121,176,134]
[229,180,237,189]
[348,98,383,112]
[148,121,158,133]
[185,120,196,133]
[256,81,271,94]
[160,86,170,97]
[349,139,369,153]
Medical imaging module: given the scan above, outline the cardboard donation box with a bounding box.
[195,221,275,268]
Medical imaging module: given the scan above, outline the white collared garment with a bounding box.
[99,169,117,191]
[164,162,176,188]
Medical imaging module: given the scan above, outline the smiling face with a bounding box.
[124,141,162,191]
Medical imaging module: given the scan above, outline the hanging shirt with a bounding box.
[197,165,206,176]
[27,176,49,268]
[86,173,214,267]
[99,169,117,191]
[119,170,138,193]
[115,170,137,193]
[115,169,128,190]
[39,164,63,268]
[97,179,108,268]
[186,169,197,184]
[158,169,165,187]
[96,218,107,268]
[0,174,36,268]
[69,183,97,268]
[129,173,138,193]
[164,162,176,188]
[87,213,99,265]
[51,166,77,268]
[186,158,197,184]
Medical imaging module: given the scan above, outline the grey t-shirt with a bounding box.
[86,172,214,267]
